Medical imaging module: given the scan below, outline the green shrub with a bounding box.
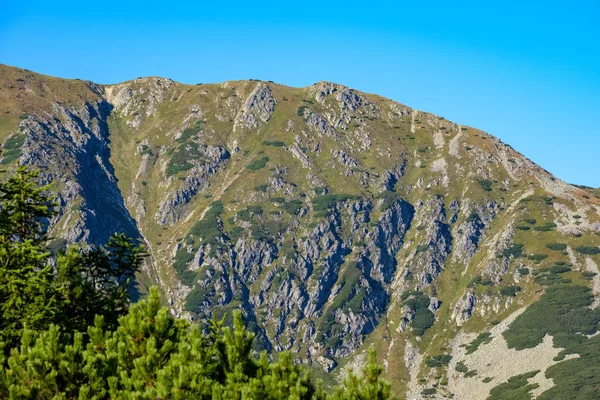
[516,225,530,231]
[546,243,567,251]
[550,265,571,274]
[238,205,263,221]
[3,134,26,149]
[401,292,435,336]
[478,179,493,192]
[455,361,468,373]
[425,355,452,368]
[184,284,208,312]
[582,271,597,280]
[466,332,492,354]
[488,371,540,400]
[297,105,308,117]
[180,200,226,259]
[576,246,600,255]
[1,148,22,165]
[528,254,548,261]
[262,140,285,147]
[254,184,268,192]
[464,370,477,378]
[282,200,303,215]
[500,286,521,297]
[246,156,269,171]
[535,222,557,232]
[501,244,524,258]
[468,276,494,287]
[314,186,327,195]
[177,127,199,143]
[166,144,205,176]
[518,267,530,275]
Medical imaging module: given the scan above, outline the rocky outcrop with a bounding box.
[452,289,477,326]
[20,100,141,246]
[155,145,230,225]
[407,197,453,287]
[233,83,277,131]
[453,200,499,266]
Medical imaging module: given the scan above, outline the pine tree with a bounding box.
[0,167,59,350]
[331,347,391,400]
[55,234,144,333]
[0,167,144,352]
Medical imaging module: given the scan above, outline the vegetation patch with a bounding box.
[262,140,285,147]
[317,262,366,349]
[478,179,493,192]
[173,201,225,285]
[455,361,468,373]
[166,144,205,176]
[488,371,540,400]
[254,184,268,192]
[246,157,269,171]
[528,253,548,261]
[401,291,435,336]
[468,276,494,287]
[500,244,525,258]
[282,200,303,215]
[499,285,521,297]
[312,194,360,212]
[1,134,26,165]
[576,246,600,255]
[504,285,600,350]
[425,354,452,368]
[377,190,402,211]
[534,222,557,232]
[466,332,492,354]
[238,205,263,221]
[546,243,567,251]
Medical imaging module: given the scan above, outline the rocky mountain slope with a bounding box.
[1,63,599,399]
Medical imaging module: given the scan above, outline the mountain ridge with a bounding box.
[1,63,599,399]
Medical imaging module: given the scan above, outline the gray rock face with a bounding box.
[181,195,415,361]
[234,83,277,131]
[408,197,453,287]
[380,163,406,192]
[483,225,516,283]
[452,289,477,326]
[155,145,230,225]
[453,200,499,263]
[20,100,141,247]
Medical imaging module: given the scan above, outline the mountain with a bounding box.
[1,63,599,399]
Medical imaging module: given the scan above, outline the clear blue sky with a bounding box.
[2,1,599,186]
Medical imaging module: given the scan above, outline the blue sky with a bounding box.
[2,1,599,186]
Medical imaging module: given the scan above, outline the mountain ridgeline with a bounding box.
[1,64,599,399]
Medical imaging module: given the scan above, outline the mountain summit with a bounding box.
[1,64,599,399]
